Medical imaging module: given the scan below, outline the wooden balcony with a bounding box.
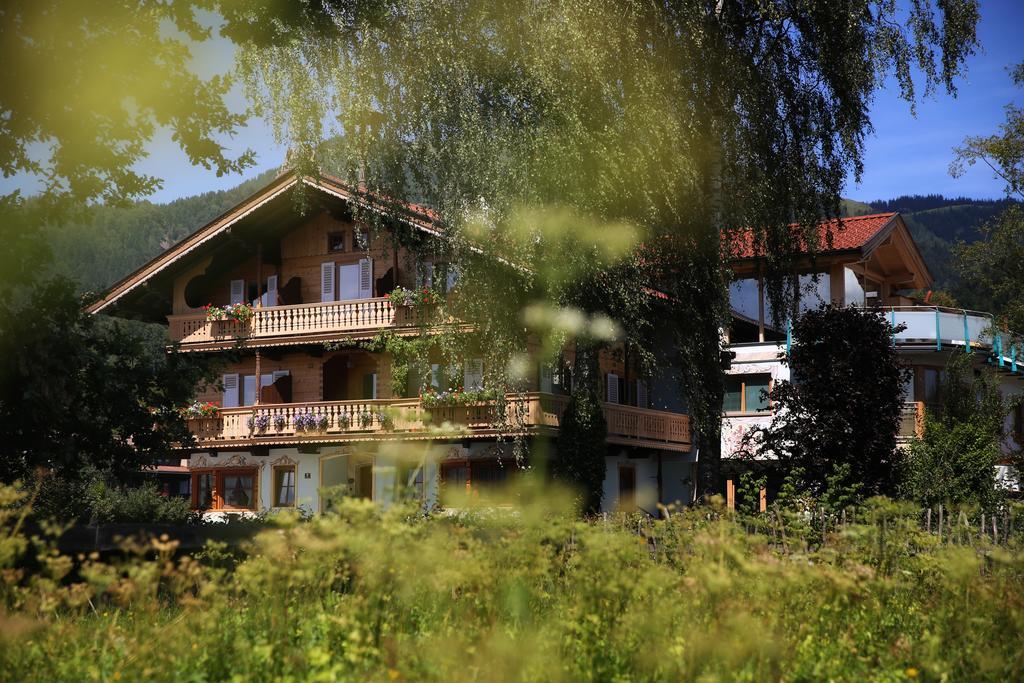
[185,393,692,453]
[168,298,431,349]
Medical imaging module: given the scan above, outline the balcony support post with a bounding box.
[254,350,262,406]
[757,274,765,343]
[963,312,970,353]
[256,244,263,309]
[935,307,942,351]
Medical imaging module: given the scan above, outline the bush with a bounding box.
[30,470,198,525]
[901,354,1007,509]
[84,479,198,525]
[2,481,1024,681]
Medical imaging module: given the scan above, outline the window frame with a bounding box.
[191,467,259,512]
[440,459,511,503]
[723,373,772,415]
[327,231,347,253]
[272,464,297,508]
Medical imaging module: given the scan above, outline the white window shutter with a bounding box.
[636,379,649,408]
[320,262,336,302]
[230,279,245,305]
[358,258,374,299]
[539,363,553,393]
[606,373,619,404]
[464,359,484,391]
[446,265,459,292]
[222,373,240,408]
[262,275,278,307]
[371,373,377,399]
[430,363,442,389]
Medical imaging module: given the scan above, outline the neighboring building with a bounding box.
[87,171,695,517]
[722,213,1024,508]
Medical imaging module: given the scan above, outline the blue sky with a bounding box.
[4,2,1022,205]
[847,0,1023,202]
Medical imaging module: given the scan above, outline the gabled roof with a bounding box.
[86,170,442,315]
[729,212,898,259]
[728,212,932,289]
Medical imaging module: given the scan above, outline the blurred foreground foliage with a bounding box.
[2,481,1023,682]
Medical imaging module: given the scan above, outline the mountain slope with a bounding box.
[43,168,281,293]
[865,195,1015,295]
[38,170,1010,303]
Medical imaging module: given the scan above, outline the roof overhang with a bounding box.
[86,171,444,317]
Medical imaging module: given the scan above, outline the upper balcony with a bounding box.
[184,393,693,453]
[730,305,1023,369]
[168,298,437,350]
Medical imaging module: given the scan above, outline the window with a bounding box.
[723,374,771,413]
[222,473,255,509]
[398,462,425,501]
[327,231,346,253]
[196,472,214,510]
[355,227,371,250]
[273,465,297,507]
[440,460,512,503]
[192,469,258,511]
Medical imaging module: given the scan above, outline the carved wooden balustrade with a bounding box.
[168,298,432,346]
[185,393,692,452]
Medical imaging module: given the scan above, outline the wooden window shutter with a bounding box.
[320,262,336,302]
[222,373,240,408]
[230,279,246,305]
[636,379,649,408]
[358,258,374,299]
[463,359,484,391]
[606,373,619,404]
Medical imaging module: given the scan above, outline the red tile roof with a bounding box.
[729,212,897,259]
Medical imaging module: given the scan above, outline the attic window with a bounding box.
[327,231,346,253]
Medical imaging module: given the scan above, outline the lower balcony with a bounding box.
[185,393,692,453]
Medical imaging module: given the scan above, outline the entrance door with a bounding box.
[618,465,636,513]
[357,463,373,500]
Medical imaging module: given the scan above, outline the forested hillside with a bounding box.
[43,168,280,293]
[38,170,1011,306]
[865,195,1016,300]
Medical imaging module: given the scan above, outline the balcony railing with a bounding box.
[185,393,692,452]
[168,298,429,345]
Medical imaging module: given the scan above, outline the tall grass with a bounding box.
[2,481,1023,681]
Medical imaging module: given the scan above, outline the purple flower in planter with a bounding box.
[247,413,271,433]
[272,414,287,431]
[315,415,329,431]
[293,412,314,431]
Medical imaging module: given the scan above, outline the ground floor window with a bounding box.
[440,459,511,503]
[192,468,258,511]
[273,465,297,507]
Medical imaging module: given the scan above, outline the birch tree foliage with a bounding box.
[1,0,256,211]
[225,0,978,493]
